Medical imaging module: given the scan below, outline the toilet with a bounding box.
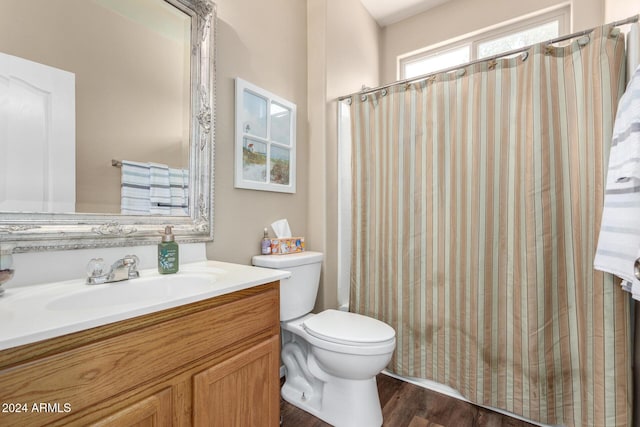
[252,251,396,427]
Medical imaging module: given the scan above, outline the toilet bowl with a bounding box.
[301,309,396,377]
[252,252,396,427]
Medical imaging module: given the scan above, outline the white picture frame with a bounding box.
[234,78,296,193]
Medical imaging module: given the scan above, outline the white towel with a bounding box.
[606,66,640,183]
[121,160,150,215]
[594,65,640,297]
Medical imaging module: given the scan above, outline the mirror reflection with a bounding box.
[0,0,191,215]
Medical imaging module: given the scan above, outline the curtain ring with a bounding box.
[381,89,388,96]
[404,83,411,91]
[487,60,497,70]
[521,51,529,62]
[360,94,367,102]
[577,35,590,46]
[456,69,466,77]
[345,98,352,105]
[610,28,621,38]
[545,45,555,55]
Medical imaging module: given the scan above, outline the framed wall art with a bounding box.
[234,78,296,193]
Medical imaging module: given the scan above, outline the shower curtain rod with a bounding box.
[337,14,639,102]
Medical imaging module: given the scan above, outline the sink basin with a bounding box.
[46,273,216,311]
[0,308,13,323]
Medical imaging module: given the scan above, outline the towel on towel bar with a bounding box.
[121,161,189,216]
[169,167,188,216]
[121,160,151,215]
[595,65,640,297]
[149,163,172,215]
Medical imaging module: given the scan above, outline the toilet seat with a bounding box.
[303,309,396,349]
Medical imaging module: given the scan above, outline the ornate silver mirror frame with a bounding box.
[0,0,216,253]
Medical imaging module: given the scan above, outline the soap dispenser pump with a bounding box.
[158,225,179,274]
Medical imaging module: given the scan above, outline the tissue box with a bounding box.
[270,237,305,254]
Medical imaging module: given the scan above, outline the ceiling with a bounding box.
[360,0,451,27]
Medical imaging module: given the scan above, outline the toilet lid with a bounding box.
[303,309,395,345]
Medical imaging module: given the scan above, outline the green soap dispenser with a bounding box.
[158,226,179,274]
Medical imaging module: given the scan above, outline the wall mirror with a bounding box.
[0,0,215,252]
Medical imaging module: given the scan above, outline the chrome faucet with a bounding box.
[86,255,140,285]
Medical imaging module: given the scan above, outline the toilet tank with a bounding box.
[252,251,323,321]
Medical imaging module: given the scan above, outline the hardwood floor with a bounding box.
[280,373,537,427]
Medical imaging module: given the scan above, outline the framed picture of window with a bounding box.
[234,78,296,193]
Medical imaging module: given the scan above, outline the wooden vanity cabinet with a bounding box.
[92,388,173,426]
[0,281,280,427]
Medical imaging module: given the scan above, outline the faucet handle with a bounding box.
[86,258,110,284]
[123,255,140,279]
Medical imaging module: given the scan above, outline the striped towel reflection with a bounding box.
[121,161,151,215]
[150,163,171,215]
[595,65,640,298]
[121,161,189,216]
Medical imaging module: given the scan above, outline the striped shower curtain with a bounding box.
[349,25,631,427]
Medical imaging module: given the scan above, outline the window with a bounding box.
[399,6,570,79]
[403,45,470,80]
[234,78,297,193]
[477,20,560,59]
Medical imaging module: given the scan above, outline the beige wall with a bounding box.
[605,0,640,21]
[380,0,606,84]
[308,0,380,311]
[207,0,309,265]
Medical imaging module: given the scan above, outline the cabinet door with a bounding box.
[92,388,172,427]
[193,335,280,427]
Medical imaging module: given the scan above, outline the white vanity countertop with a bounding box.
[0,260,289,351]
